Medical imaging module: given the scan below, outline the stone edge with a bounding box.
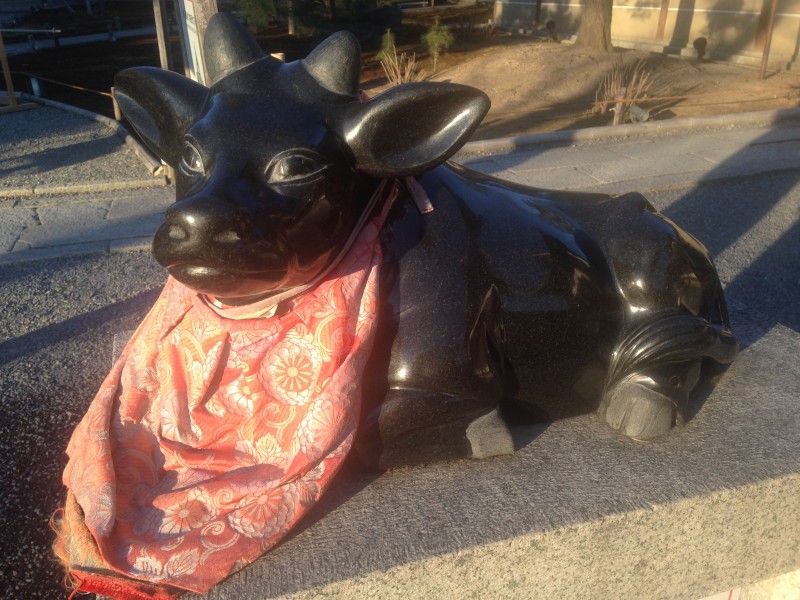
[0,178,168,199]
[459,107,800,157]
[0,237,152,266]
[273,474,800,600]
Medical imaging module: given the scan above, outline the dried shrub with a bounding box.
[595,59,654,124]
[378,29,427,86]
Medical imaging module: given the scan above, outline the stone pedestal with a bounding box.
[191,321,799,599]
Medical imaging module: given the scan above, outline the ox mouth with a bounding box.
[167,263,289,299]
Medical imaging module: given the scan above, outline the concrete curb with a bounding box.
[461,107,800,156]
[0,241,116,266]
[14,92,165,176]
[0,178,168,199]
[0,236,153,266]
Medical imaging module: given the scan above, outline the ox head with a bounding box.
[114,13,489,303]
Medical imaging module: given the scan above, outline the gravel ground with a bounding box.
[0,172,797,599]
[0,251,166,600]
[0,105,150,191]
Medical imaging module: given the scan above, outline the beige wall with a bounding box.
[494,0,800,64]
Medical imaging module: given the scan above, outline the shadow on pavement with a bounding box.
[0,287,161,367]
[655,130,800,335]
[0,251,166,600]
[0,137,126,180]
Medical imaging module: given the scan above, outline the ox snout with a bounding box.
[151,193,281,298]
[160,201,253,247]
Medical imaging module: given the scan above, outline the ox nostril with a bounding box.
[211,213,252,243]
[168,225,188,241]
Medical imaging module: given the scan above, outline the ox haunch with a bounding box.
[115,14,737,469]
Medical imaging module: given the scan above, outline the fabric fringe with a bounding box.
[52,494,181,599]
[51,506,81,593]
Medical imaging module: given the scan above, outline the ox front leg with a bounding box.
[358,389,514,469]
[358,263,514,468]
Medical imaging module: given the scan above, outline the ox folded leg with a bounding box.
[601,359,701,440]
[599,310,737,440]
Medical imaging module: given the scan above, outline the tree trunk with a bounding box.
[575,0,612,52]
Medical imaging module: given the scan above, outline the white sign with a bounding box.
[176,0,208,84]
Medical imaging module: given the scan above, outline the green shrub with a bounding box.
[377,28,396,64]
[231,0,279,33]
[422,17,454,73]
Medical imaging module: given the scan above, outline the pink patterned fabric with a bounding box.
[56,215,384,596]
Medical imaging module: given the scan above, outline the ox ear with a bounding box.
[114,67,208,166]
[341,82,490,178]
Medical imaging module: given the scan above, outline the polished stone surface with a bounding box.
[113,14,738,468]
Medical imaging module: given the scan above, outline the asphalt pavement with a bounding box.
[0,99,799,599]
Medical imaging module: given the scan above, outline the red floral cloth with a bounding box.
[55,215,384,597]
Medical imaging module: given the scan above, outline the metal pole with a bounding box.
[192,0,219,80]
[0,32,18,106]
[174,0,217,84]
[172,0,192,78]
[152,0,173,71]
[760,0,779,79]
[0,32,36,113]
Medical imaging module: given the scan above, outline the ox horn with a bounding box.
[302,31,361,98]
[203,13,269,86]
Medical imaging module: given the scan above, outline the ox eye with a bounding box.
[179,141,205,176]
[266,151,327,184]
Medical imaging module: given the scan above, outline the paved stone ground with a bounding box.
[0,186,173,261]
[459,121,800,195]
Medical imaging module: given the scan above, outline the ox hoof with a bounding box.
[602,376,678,441]
[466,408,515,458]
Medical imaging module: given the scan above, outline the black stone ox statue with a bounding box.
[115,14,737,469]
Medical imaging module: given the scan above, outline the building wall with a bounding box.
[493,0,800,65]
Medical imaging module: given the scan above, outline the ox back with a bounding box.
[358,163,735,467]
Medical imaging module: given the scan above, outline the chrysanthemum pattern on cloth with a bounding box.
[59,218,384,595]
